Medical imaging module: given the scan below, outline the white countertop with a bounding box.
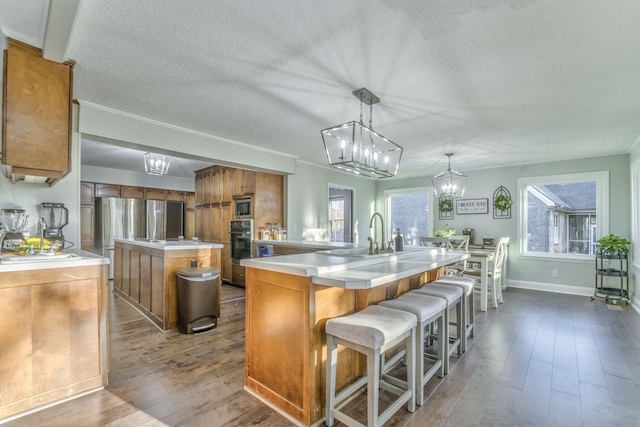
[241,247,469,289]
[114,238,223,250]
[253,239,358,250]
[0,249,109,272]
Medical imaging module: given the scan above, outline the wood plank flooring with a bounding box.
[3,285,639,427]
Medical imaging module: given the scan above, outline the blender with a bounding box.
[1,209,29,252]
[40,202,69,248]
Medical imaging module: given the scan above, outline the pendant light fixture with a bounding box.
[144,152,171,175]
[321,88,403,179]
[432,153,467,198]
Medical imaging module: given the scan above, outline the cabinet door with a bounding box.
[232,168,244,196]
[221,243,232,282]
[195,207,204,240]
[145,188,165,200]
[202,169,212,205]
[243,170,256,194]
[221,204,232,243]
[184,206,195,240]
[166,190,185,202]
[194,171,204,206]
[202,206,213,242]
[185,192,195,210]
[80,205,94,250]
[222,168,233,203]
[211,167,222,204]
[80,182,94,205]
[95,183,121,198]
[3,40,71,178]
[121,185,144,199]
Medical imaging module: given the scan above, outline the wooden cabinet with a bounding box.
[194,170,205,207]
[80,205,95,250]
[145,188,165,200]
[121,185,144,199]
[81,182,95,205]
[0,264,108,419]
[253,172,284,238]
[95,183,121,198]
[222,167,233,203]
[184,193,195,239]
[1,39,73,186]
[221,243,232,282]
[232,169,256,196]
[166,190,185,202]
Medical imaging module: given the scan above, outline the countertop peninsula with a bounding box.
[242,246,469,425]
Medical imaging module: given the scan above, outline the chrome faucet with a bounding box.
[369,212,387,252]
[38,217,47,254]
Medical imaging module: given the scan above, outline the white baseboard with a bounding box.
[506,280,640,314]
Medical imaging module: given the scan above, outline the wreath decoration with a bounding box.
[494,194,512,211]
[439,198,453,212]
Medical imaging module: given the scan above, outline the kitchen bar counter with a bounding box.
[241,247,468,425]
[113,239,222,331]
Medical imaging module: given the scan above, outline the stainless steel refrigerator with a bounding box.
[145,200,184,241]
[94,198,145,279]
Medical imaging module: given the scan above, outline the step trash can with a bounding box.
[176,266,220,334]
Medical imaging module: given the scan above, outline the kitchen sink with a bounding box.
[0,253,81,263]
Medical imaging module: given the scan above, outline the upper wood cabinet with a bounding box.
[232,169,255,196]
[121,185,144,199]
[166,190,185,202]
[221,167,233,203]
[2,39,74,186]
[80,182,95,205]
[253,172,284,237]
[145,188,165,200]
[95,183,121,198]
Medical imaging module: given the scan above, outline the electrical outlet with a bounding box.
[552,269,559,278]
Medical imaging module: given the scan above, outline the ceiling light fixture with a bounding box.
[321,88,403,179]
[432,153,467,198]
[144,152,171,175]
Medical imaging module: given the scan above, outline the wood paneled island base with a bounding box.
[114,239,222,331]
[244,266,440,426]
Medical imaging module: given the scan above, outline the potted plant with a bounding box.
[595,234,631,256]
[434,224,456,238]
[493,194,512,211]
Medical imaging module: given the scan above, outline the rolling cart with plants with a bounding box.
[591,234,630,304]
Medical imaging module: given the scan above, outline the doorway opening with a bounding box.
[328,186,353,243]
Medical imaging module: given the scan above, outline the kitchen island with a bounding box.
[0,250,109,421]
[113,239,223,331]
[241,247,469,426]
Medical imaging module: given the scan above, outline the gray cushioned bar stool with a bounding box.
[378,292,447,406]
[434,276,475,352]
[325,305,417,427]
[411,283,463,374]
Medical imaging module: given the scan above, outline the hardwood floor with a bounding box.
[4,285,640,427]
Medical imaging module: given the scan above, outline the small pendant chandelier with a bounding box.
[321,88,403,179]
[144,152,171,175]
[432,153,467,198]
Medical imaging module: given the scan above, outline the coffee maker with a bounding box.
[1,208,29,252]
[40,203,69,247]
[462,228,475,245]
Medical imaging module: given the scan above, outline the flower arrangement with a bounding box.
[493,194,512,211]
[434,224,456,238]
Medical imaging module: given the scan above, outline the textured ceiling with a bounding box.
[2,0,640,179]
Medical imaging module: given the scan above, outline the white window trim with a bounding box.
[517,171,609,261]
[631,160,640,267]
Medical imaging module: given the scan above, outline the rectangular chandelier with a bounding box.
[321,121,403,178]
[321,88,402,179]
[144,152,171,175]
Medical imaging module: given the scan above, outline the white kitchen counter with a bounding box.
[0,249,108,272]
[114,238,223,250]
[241,247,469,289]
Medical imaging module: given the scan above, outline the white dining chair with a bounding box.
[464,237,509,307]
[444,235,469,276]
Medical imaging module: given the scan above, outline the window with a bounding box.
[328,186,353,242]
[518,171,608,259]
[385,187,431,247]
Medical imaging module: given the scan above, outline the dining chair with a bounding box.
[444,235,469,276]
[463,237,509,307]
[419,237,450,248]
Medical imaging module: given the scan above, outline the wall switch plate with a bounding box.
[552,269,559,278]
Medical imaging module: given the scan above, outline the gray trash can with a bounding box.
[176,267,220,334]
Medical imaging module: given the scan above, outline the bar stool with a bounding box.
[378,293,446,406]
[411,283,463,374]
[325,305,417,427]
[434,276,475,351]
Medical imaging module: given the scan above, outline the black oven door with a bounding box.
[231,232,253,263]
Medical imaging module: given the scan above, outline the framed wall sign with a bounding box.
[456,198,489,215]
